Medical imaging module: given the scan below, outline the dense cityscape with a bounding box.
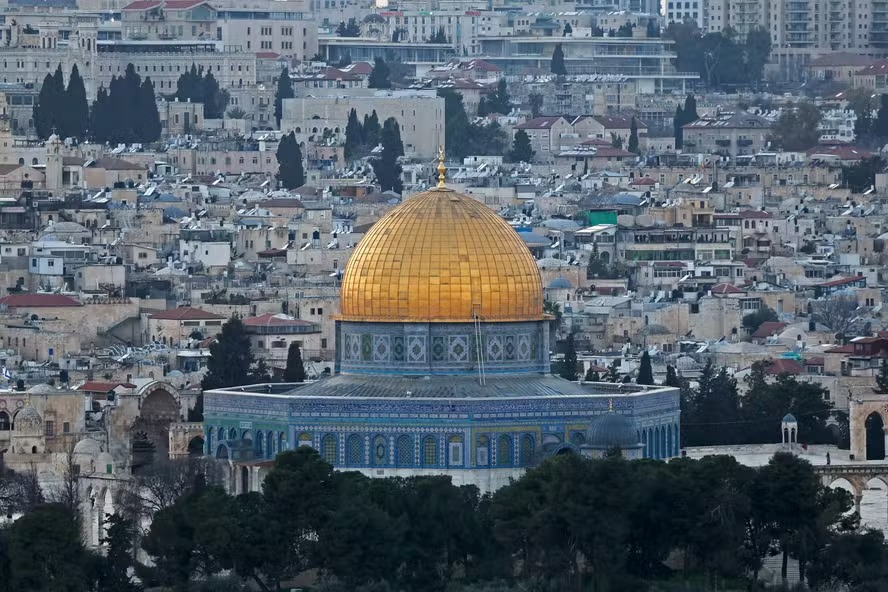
[1,0,888,589]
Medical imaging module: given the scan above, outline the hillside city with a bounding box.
[3,0,888,589]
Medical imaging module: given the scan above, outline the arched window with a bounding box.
[422,436,437,466]
[228,427,237,440]
[31,157,37,165]
[496,435,512,467]
[447,434,463,466]
[256,432,264,457]
[321,434,337,464]
[17,158,23,165]
[266,431,274,458]
[217,426,225,442]
[0,410,9,431]
[278,432,285,452]
[396,435,413,466]
[372,435,387,466]
[570,431,585,447]
[297,432,312,448]
[476,435,489,466]
[347,434,363,465]
[519,434,534,466]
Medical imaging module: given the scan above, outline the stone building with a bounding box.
[204,161,680,494]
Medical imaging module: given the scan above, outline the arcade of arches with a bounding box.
[129,384,180,473]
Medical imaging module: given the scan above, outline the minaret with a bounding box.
[45,133,63,192]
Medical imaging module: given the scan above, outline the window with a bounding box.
[0,411,9,431]
[570,431,585,447]
[448,435,463,466]
[496,434,512,466]
[396,435,413,466]
[321,338,327,349]
[45,420,55,437]
[476,435,489,466]
[347,434,363,465]
[321,434,337,464]
[519,434,534,466]
[422,436,437,466]
[372,435,387,466]
[63,421,70,433]
[297,432,312,448]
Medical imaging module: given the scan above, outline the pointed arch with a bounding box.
[496,434,512,467]
[396,434,414,467]
[372,435,388,466]
[422,435,437,466]
[347,434,363,466]
[519,433,534,466]
[321,433,337,464]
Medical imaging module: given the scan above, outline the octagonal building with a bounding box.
[204,178,680,492]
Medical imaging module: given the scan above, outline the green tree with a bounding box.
[682,362,743,445]
[846,87,876,141]
[90,86,111,143]
[610,132,623,149]
[743,367,834,444]
[33,65,65,140]
[201,71,229,119]
[744,27,772,86]
[875,94,888,138]
[508,129,534,163]
[550,42,567,75]
[7,503,96,591]
[876,358,888,394]
[585,367,601,381]
[627,116,639,154]
[98,514,142,592]
[136,76,162,143]
[843,156,886,193]
[556,333,579,381]
[742,304,778,333]
[673,104,684,149]
[274,66,293,128]
[438,88,471,159]
[65,64,89,139]
[528,92,543,118]
[201,316,268,390]
[276,131,305,190]
[371,117,403,193]
[363,110,381,148]
[430,26,447,43]
[485,78,511,115]
[335,18,361,37]
[771,101,823,151]
[344,107,364,160]
[368,57,391,89]
[563,22,573,36]
[284,342,306,383]
[665,365,681,387]
[636,350,653,384]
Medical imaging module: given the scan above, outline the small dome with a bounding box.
[547,276,573,289]
[14,403,42,431]
[782,413,797,423]
[586,413,639,449]
[26,383,56,395]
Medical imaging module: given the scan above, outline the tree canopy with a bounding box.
[437,88,508,160]
[33,64,93,141]
[172,64,229,119]
[371,117,404,193]
[666,24,772,88]
[550,43,567,75]
[770,101,823,152]
[201,316,270,390]
[90,64,161,145]
[275,131,305,190]
[508,130,534,163]
[274,66,293,128]
[368,57,392,89]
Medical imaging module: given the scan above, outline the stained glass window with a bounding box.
[397,435,414,466]
[321,434,337,464]
[347,434,363,465]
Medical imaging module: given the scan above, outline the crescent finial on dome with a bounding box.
[437,145,446,188]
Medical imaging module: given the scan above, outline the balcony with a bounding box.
[715,138,731,147]
[737,138,753,147]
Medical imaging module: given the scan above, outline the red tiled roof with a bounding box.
[751,321,787,339]
[0,294,81,307]
[255,52,281,59]
[591,115,648,129]
[630,177,656,185]
[337,61,373,75]
[243,313,315,328]
[818,275,865,288]
[591,146,636,158]
[516,116,566,130]
[711,283,745,294]
[149,306,225,320]
[857,58,888,75]
[805,357,825,365]
[121,0,162,9]
[163,0,207,8]
[765,358,804,375]
[810,52,874,67]
[826,344,854,353]
[77,381,136,392]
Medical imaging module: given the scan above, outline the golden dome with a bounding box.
[340,187,543,323]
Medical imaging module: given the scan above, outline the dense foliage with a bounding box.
[201,315,271,390]
[172,63,229,119]
[90,64,161,145]
[437,88,508,159]
[371,116,404,193]
[276,131,305,190]
[666,23,771,88]
[274,66,294,128]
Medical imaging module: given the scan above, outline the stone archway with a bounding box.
[860,477,888,532]
[866,412,886,461]
[849,399,888,460]
[187,436,204,456]
[130,383,179,473]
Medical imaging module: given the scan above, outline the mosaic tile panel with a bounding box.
[448,335,469,362]
[407,335,427,363]
[373,335,390,363]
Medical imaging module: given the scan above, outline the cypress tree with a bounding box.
[344,107,363,160]
[65,64,89,140]
[683,94,699,121]
[202,71,227,119]
[551,42,567,76]
[372,116,403,193]
[508,129,534,163]
[557,333,579,381]
[637,351,654,385]
[90,86,110,143]
[674,104,684,149]
[274,66,293,128]
[368,57,391,89]
[284,342,306,383]
[138,77,161,143]
[628,116,639,154]
[33,72,56,140]
[276,131,304,190]
[363,110,381,147]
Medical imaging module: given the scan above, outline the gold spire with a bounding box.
[436,145,447,188]
[608,398,614,412]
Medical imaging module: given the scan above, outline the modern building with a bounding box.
[204,161,680,494]
[682,111,772,158]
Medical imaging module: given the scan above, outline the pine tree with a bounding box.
[674,104,684,149]
[628,116,639,154]
[372,116,403,193]
[637,351,654,385]
[551,42,567,76]
[485,78,510,115]
[276,131,305,190]
[557,333,579,381]
[509,129,534,162]
[274,66,293,128]
[201,316,265,390]
[64,64,88,140]
[98,514,141,592]
[368,57,392,89]
[344,107,363,160]
[284,342,306,383]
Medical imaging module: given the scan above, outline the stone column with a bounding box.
[883,427,888,459]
